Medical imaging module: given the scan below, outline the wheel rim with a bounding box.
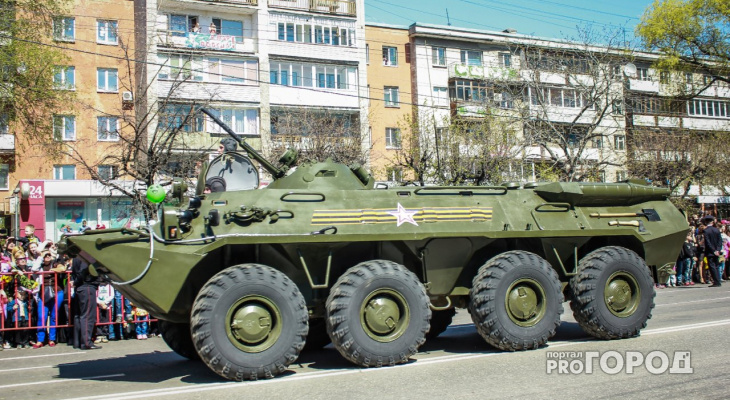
[504,278,547,327]
[226,295,282,353]
[604,271,641,318]
[359,289,410,342]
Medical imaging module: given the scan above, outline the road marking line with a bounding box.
[656,296,730,307]
[0,351,85,362]
[0,374,124,389]
[0,365,53,373]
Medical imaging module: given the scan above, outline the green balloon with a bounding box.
[146,184,166,203]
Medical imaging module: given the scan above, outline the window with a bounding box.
[685,72,693,84]
[53,165,75,180]
[169,15,190,37]
[616,170,627,182]
[97,68,118,92]
[53,17,74,41]
[97,116,119,141]
[379,47,402,68]
[499,53,511,67]
[53,115,75,141]
[460,50,482,66]
[687,99,729,118]
[206,108,258,135]
[614,135,626,151]
[382,46,397,66]
[451,80,489,102]
[0,163,7,190]
[592,138,603,149]
[276,20,353,47]
[384,86,399,107]
[659,71,669,84]
[612,99,623,115]
[0,114,8,135]
[385,128,401,149]
[499,92,513,109]
[214,18,243,43]
[270,62,354,90]
[157,54,207,82]
[433,86,448,106]
[160,104,204,132]
[97,165,116,181]
[703,74,713,85]
[206,57,255,84]
[637,67,649,81]
[529,87,591,109]
[386,166,403,183]
[53,66,75,90]
[366,44,369,64]
[97,20,118,44]
[432,47,446,66]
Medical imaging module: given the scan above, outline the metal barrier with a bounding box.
[0,271,156,345]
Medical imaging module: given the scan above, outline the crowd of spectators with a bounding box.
[0,224,155,351]
[667,214,728,288]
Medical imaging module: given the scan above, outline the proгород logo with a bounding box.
[546,351,693,375]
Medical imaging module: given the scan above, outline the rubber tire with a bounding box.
[570,246,655,340]
[303,318,331,350]
[159,320,200,361]
[468,251,563,351]
[325,260,431,367]
[190,264,308,380]
[426,308,456,340]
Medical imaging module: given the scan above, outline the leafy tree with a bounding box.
[637,0,730,84]
[0,0,75,153]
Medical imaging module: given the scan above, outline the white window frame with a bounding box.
[97,20,118,45]
[0,163,8,190]
[53,66,75,90]
[637,67,650,81]
[382,46,397,66]
[432,47,446,67]
[53,115,76,141]
[206,108,258,136]
[384,86,399,107]
[53,165,76,180]
[97,68,118,92]
[499,53,512,67]
[53,17,75,41]
[614,135,626,151]
[433,86,448,107]
[687,99,729,118]
[97,116,120,141]
[97,165,116,181]
[460,50,482,66]
[385,127,401,149]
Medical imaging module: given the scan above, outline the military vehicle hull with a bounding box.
[65,174,688,380]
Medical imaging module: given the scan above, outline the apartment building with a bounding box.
[145,0,368,177]
[5,0,137,241]
[365,24,412,182]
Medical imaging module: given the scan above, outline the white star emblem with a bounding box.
[386,203,419,227]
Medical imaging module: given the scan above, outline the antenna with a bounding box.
[446,8,451,26]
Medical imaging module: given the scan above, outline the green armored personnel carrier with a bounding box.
[62,109,689,380]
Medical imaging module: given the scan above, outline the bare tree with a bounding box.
[268,107,366,166]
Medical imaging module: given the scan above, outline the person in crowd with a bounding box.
[60,225,72,234]
[6,289,30,349]
[676,232,696,286]
[33,250,66,348]
[133,304,149,340]
[27,241,41,270]
[78,220,92,233]
[112,289,132,340]
[192,22,201,33]
[0,289,6,350]
[95,282,114,343]
[703,215,723,287]
[4,236,16,260]
[695,225,706,283]
[719,224,730,280]
[71,256,101,350]
[209,22,217,35]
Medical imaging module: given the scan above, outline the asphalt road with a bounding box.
[1,285,729,400]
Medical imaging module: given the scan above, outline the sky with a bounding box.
[365,0,658,43]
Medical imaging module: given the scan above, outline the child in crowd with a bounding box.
[133,305,149,340]
[95,283,114,343]
[7,289,31,348]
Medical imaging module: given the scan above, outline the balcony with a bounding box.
[156,31,256,53]
[448,63,517,82]
[0,134,14,153]
[159,0,258,13]
[268,0,356,17]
